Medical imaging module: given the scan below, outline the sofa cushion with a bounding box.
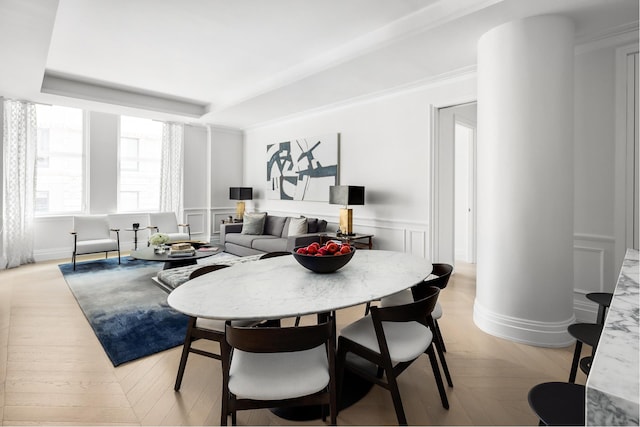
[241,212,267,235]
[226,233,264,247]
[264,215,287,237]
[251,236,288,253]
[286,217,308,237]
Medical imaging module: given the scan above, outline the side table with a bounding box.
[322,233,373,249]
[125,227,144,250]
[221,218,243,224]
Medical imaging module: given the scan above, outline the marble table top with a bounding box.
[586,248,639,426]
[167,250,433,321]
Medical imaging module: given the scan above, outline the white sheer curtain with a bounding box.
[159,122,184,218]
[2,99,37,269]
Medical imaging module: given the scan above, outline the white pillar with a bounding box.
[474,15,575,347]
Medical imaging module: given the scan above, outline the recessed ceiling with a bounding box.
[0,0,637,128]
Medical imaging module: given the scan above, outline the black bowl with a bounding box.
[292,246,356,273]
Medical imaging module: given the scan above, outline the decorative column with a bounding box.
[474,15,575,346]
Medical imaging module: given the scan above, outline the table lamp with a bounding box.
[329,185,365,236]
[229,187,253,219]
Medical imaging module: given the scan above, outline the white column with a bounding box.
[474,15,575,347]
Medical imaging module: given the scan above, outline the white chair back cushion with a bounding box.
[228,345,329,400]
[74,215,111,241]
[340,316,433,363]
[149,212,179,233]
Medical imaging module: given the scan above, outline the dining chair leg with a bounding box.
[427,344,450,410]
[386,368,408,425]
[569,341,583,383]
[174,316,197,391]
[433,336,453,387]
[434,319,447,352]
[335,342,348,411]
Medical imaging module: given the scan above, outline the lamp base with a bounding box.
[235,201,245,220]
[339,208,353,235]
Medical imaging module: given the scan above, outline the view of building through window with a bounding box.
[35,104,84,215]
[119,116,162,212]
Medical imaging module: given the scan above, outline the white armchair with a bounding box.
[71,215,120,270]
[147,212,190,243]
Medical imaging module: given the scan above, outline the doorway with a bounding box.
[431,102,477,267]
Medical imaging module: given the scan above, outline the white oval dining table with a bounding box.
[167,250,433,321]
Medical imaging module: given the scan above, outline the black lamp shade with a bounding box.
[329,186,365,206]
[229,187,253,200]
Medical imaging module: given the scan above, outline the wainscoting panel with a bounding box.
[209,208,236,237]
[184,209,206,237]
[573,234,616,322]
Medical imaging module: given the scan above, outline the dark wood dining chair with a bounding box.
[259,251,291,259]
[174,264,257,391]
[586,292,613,325]
[378,263,454,387]
[528,381,585,426]
[567,322,603,382]
[336,286,448,425]
[220,316,337,425]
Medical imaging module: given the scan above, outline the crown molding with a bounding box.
[41,70,209,118]
[575,21,639,55]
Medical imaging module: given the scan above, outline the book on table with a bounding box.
[169,245,195,257]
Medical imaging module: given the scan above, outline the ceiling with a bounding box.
[0,0,638,129]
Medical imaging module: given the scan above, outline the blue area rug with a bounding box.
[59,257,189,366]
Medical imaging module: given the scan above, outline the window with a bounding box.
[35,105,85,215]
[119,116,162,212]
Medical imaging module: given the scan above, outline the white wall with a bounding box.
[572,40,634,320]
[244,75,477,257]
[209,126,244,237]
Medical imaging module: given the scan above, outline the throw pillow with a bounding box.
[305,217,319,233]
[287,217,308,237]
[241,212,267,235]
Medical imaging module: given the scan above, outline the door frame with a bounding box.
[429,100,477,265]
[614,44,639,267]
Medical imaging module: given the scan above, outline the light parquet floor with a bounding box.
[0,256,588,426]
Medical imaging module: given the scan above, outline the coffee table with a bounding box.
[130,245,221,270]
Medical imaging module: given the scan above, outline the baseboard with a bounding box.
[473,299,575,348]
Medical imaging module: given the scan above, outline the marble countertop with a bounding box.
[586,248,639,426]
[167,250,432,321]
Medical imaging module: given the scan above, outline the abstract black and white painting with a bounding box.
[266,133,339,201]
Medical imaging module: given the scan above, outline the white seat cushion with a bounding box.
[228,345,329,400]
[75,238,118,254]
[166,232,191,242]
[381,289,443,320]
[432,301,443,320]
[340,316,432,363]
[380,289,412,307]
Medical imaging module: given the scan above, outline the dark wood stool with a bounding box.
[586,292,613,325]
[567,323,603,382]
[528,382,585,426]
